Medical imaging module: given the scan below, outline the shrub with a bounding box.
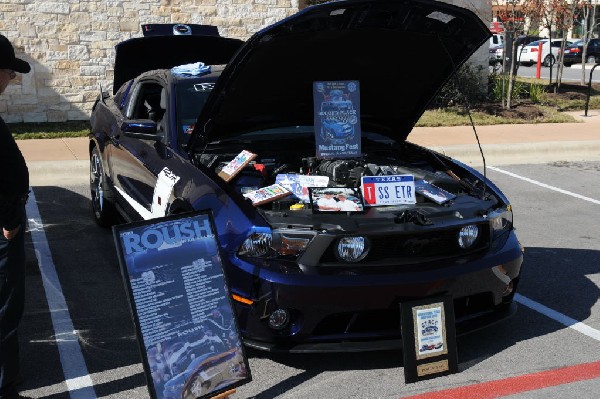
[430,62,487,108]
[529,82,546,103]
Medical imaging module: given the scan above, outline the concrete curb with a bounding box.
[29,160,88,186]
[431,140,600,166]
[26,141,600,186]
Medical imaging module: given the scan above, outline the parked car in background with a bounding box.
[517,39,573,67]
[562,38,600,66]
[489,33,504,49]
[489,35,542,68]
[488,33,504,68]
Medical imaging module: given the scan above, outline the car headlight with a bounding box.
[238,231,273,257]
[238,228,315,258]
[489,206,513,236]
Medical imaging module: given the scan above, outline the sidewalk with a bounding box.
[16,110,600,184]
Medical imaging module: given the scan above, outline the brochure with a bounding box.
[415,180,456,204]
[275,174,329,203]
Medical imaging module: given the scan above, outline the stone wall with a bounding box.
[0,0,299,123]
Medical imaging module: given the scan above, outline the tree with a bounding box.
[493,0,531,109]
[553,0,581,90]
[579,1,600,85]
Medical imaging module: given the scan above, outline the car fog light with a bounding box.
[458,225,479,248]
[336,236,369,262]
[268,308,290,330]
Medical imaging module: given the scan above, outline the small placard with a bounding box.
[401,296,458,383]
[218,150,257,182]
[242,183,291,206]
[415,180,456,204]
[361,175,416,206]
[313,80,361,159]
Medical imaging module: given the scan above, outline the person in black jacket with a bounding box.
[0,34,31,399]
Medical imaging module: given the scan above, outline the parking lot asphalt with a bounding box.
[16,109,600,183]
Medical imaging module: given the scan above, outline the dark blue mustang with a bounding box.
[90,0,524,352]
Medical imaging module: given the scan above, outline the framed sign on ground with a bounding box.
[401,296,458,383]
[113,211,251,399]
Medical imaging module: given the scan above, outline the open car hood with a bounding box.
[113,35,244,94]
[191,0,489,147]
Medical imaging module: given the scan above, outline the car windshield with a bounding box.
[527,40,546,47]
[175,80,216,150]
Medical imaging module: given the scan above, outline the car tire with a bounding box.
[587,55,597,64]
[90,146,119,227]
[543,55,555,67]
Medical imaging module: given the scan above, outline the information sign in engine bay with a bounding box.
[361,175,416,206]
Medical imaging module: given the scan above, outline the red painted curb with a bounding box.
[400,360,600,399]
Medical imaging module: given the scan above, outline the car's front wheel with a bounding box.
[587,55,597,64]
[90,146,119,227]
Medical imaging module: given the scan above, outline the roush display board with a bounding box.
[113,211,251,399]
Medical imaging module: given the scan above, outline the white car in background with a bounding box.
[517,38,572,67]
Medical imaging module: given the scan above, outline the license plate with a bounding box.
[361,175,416,206]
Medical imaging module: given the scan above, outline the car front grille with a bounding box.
[319,223,490,268]
[312,292,495,337]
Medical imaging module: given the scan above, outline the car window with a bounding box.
[175,81,215,151]
[126,81,165,123]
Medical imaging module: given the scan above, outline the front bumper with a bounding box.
[232,231,523,352]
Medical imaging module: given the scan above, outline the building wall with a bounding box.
[0,0,299,123]
[1,0,491,123]
[441,0,492,70]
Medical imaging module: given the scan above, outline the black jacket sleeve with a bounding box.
[0,116,29,230]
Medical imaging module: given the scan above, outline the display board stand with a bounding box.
[401,296,458,383]
[113,211,251,399]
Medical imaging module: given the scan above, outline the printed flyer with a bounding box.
[413,303,447,360]
[313,80,361,159]
[113,212,251,399]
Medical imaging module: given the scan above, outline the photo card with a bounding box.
[308,187,364,213]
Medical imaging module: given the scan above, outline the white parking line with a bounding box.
[515,294,600,342]
[26,188,98,399]
[488,166,600,205]
[488,166,600,341]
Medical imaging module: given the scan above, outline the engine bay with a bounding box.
[194,137,499,225]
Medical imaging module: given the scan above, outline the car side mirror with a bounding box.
[121,119,161,140]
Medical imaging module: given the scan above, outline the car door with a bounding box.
[108,77,173,221]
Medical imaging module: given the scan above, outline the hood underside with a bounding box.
[192,0,490,147]
[113,35,244,94]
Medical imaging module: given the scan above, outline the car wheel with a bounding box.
[543,54,555,67]
[587,55,597,64]
[90,146,119,227]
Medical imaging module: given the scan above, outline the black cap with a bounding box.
[0,34,31,73]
